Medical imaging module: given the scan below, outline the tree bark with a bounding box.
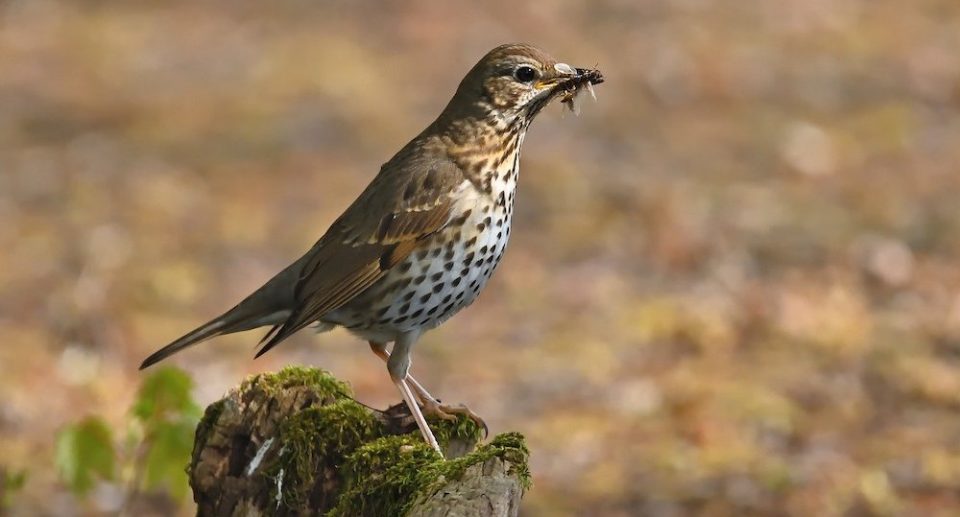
[187,367,530,516]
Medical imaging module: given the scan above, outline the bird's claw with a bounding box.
[419,398,489,438]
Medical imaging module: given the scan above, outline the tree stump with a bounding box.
[188,367,530,516]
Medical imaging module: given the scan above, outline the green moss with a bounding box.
[269,399,384,508]
[330,435,440,517]
[193,399,226,450]
[424,432,531,495]
[486,432,532,490]
[429,413,485,450]
[330,432,531,517]
[218,367,527,514]
[243,366,352,400]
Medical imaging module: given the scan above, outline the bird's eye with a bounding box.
[513,65,538,83]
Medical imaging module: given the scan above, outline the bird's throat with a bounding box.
[446,125,524,197]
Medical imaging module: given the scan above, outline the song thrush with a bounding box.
[140,43,604,455]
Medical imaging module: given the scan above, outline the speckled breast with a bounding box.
[327,177,516,339]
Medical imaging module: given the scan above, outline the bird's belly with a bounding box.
[328,202,512,337]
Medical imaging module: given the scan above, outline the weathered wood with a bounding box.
[188,367,529,516]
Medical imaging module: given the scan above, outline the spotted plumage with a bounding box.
[140,43,603,455]
[328,148,518,338]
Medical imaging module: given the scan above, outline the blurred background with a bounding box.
[3,0,960,515]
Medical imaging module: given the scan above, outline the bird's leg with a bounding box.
[369,341,488,436]
[386,333,443,456]
[373,342,462,424]
[369,342,447,409]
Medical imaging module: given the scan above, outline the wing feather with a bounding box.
[255,154,463,356]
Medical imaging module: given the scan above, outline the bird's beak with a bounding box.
[535,62,605,95]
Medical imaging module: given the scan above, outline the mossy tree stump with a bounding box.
[189,367,530,516]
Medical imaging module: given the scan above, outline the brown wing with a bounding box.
[256,153,464,356]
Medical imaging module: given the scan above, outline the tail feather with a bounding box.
[142,304,296,368]
[139,306,296,369]
[140,250,312,369]
[139,316,231,370]
[143,293,297,366]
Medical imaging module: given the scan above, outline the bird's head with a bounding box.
[442,43,604,129]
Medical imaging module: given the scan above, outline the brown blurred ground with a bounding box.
[3,0,960,515]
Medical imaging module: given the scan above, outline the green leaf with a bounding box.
[132,367,201,424]
[1,468,28,508]
[131,367,200,501]
[143,420,196,500]
[55,417,115,495]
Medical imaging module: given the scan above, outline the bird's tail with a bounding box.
[139,303,290,370]
[139,256,307,370]
[138,313,233,369]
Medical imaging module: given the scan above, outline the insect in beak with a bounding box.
[555,64,604,115]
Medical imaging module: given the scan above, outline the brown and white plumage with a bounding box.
[140,43,603,454]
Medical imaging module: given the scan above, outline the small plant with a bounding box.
[55,417,115,495]
[54,366,201,508]
[1,467,27,510]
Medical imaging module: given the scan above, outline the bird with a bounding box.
[140,43,604,456]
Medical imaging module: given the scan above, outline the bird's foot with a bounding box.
[419,397,489,438]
